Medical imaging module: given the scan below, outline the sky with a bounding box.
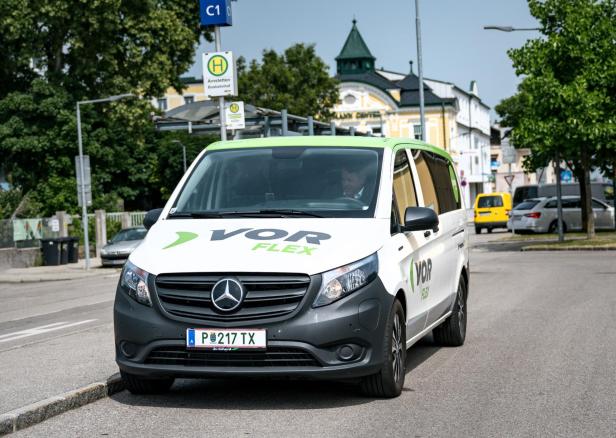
[187,0,539,120]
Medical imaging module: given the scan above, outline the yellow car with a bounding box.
[474,192,512,234]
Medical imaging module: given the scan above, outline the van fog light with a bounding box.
[313,254,378,307]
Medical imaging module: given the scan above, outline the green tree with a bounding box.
[496,0,616,238]
[0,0,210,216]
[237,43,340,120]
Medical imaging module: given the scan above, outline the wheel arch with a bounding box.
[395,289,407,317]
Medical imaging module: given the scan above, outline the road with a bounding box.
[5,232,616,437]
[0,273,120,414]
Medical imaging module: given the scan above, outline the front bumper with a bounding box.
[114,274,393,380]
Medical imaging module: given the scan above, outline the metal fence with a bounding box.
[0,218,59,249]
[0,212,146,249]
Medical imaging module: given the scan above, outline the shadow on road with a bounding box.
[112,337,441,409]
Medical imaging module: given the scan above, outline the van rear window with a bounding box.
[477,196,503,208]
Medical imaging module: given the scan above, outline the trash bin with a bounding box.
[41,238,61,266]
[66,237,79,263]
[59,238,69,265]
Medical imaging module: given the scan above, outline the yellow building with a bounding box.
[152,77,208,112]
[333,19,493,207]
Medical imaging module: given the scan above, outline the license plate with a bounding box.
[187,328,266,350]
[479,211,491,216]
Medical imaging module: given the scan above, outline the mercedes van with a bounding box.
[114,137,469,398]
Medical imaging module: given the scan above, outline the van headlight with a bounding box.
[313,254,378,307]
[121,261,152,306]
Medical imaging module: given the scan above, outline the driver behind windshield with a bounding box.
[336,160,374,203]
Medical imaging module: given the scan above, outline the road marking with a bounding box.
[0,319,97,343]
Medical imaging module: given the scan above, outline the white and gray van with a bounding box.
[114,137,469,398]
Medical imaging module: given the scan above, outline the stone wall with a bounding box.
[0,248,40,270]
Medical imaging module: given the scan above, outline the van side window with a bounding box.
[414,151,460,214]
[392,150,418,226]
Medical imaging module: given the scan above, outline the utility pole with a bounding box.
[76,93,134,270]
[214,26,227,141]
[415,0,426,141]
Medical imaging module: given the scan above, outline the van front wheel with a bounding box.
[360,300,406,398]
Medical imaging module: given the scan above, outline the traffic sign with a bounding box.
[225,101,245,129]
[504,174,515,187]
[75,155,92,207]
[561,169,572,183]
[199,0,233,27]
[203,51,237,97]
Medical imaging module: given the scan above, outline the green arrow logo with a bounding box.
[163,231,198,249]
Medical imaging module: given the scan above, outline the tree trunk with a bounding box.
[573,166,588,231]
[581,150,595,239]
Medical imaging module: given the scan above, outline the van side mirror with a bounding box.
[403,207,439,233]
[143,208,164,230]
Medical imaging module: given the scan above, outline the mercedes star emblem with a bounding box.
[211,278,245,312]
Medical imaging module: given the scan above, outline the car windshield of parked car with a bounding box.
[110,228,147,243]
[170,147,382,218]
[477,195,503,208]
[515,200,541,210]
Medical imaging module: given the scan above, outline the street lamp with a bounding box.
[171,140,187,173]
[483,25,541,32]
[414,0,426,141]
[483,24,566,241]
[76,93,135,270]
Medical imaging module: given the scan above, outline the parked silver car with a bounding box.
[508,196,615,233]
[100,227,147,267]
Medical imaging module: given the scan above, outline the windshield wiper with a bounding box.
[167,211,224,219]
[229,209,324,218]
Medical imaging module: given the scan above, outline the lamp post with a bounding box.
[76,93,135,270]
[171,140,187,173]
[414,0,426,141]
[483,25,564,241]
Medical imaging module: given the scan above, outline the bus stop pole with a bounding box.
[214,27,227,141]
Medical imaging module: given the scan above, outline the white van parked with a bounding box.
[114,137,469,398]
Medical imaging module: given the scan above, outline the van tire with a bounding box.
[360,300,406,398]
[121,371,174,394]
[475,226,481,234]
[433,276,467,347]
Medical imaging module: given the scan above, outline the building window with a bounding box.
[343,94,356,105]
[413,125,422,140]
[157,98,168,111]
[474,156,479,165]
[184,95,194,105]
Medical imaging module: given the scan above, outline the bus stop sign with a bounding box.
[199,0,232,27]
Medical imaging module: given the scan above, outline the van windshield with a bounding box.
[170,147,383,218]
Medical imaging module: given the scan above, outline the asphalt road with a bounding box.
[0,273,120,414]
[8,234,616,437]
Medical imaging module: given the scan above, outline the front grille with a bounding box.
[145,346,321,367]
[154,273,311,322]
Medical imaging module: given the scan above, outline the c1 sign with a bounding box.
[199,0,232,27]
[203,51,237,97]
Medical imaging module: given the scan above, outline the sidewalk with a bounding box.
[0,258,121,283]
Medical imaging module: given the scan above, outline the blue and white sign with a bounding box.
[199,0,232,27]
[561,169,572,183]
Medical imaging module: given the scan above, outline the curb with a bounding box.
[0,374,125,436]
[521,246,616,251]
[0,270,120,284]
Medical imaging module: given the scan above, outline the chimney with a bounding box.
[409,60,414,74]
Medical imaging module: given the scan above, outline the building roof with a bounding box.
[336,71,399,92]
[335,19,376,61]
